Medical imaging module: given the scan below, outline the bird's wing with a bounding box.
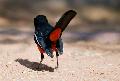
[56,38,63,54]
[34,32,46,49]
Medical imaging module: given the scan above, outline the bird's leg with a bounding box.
[37,45,44,63]
[37,53,44,69]
[56,51,59,68]
[40,53,44,63]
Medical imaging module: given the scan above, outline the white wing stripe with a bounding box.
[34,33,41,46]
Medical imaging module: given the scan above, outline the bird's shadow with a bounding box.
[15,58,54,72]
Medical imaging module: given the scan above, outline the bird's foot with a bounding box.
[55,65,58,69]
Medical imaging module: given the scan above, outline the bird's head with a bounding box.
[34,15,49,31]
[34,15,48,23]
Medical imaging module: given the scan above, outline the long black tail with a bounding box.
[48,10,77,42]
[55,10,77,32]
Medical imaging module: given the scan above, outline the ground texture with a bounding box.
[0,40,120,81]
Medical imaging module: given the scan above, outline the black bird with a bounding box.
[34,10,77,68]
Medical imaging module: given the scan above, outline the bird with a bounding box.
[34,10,77,68]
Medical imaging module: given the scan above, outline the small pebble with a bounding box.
[100,73,104,75]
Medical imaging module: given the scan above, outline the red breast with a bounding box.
[49,28,61,42]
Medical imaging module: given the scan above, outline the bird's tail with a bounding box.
[55,10,77,32]
[49,10,77,41]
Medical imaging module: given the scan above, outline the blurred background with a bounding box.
[0,0,120,45]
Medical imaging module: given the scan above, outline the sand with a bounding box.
[0,40,120,81]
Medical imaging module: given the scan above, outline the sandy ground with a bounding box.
[0,40,120,81]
